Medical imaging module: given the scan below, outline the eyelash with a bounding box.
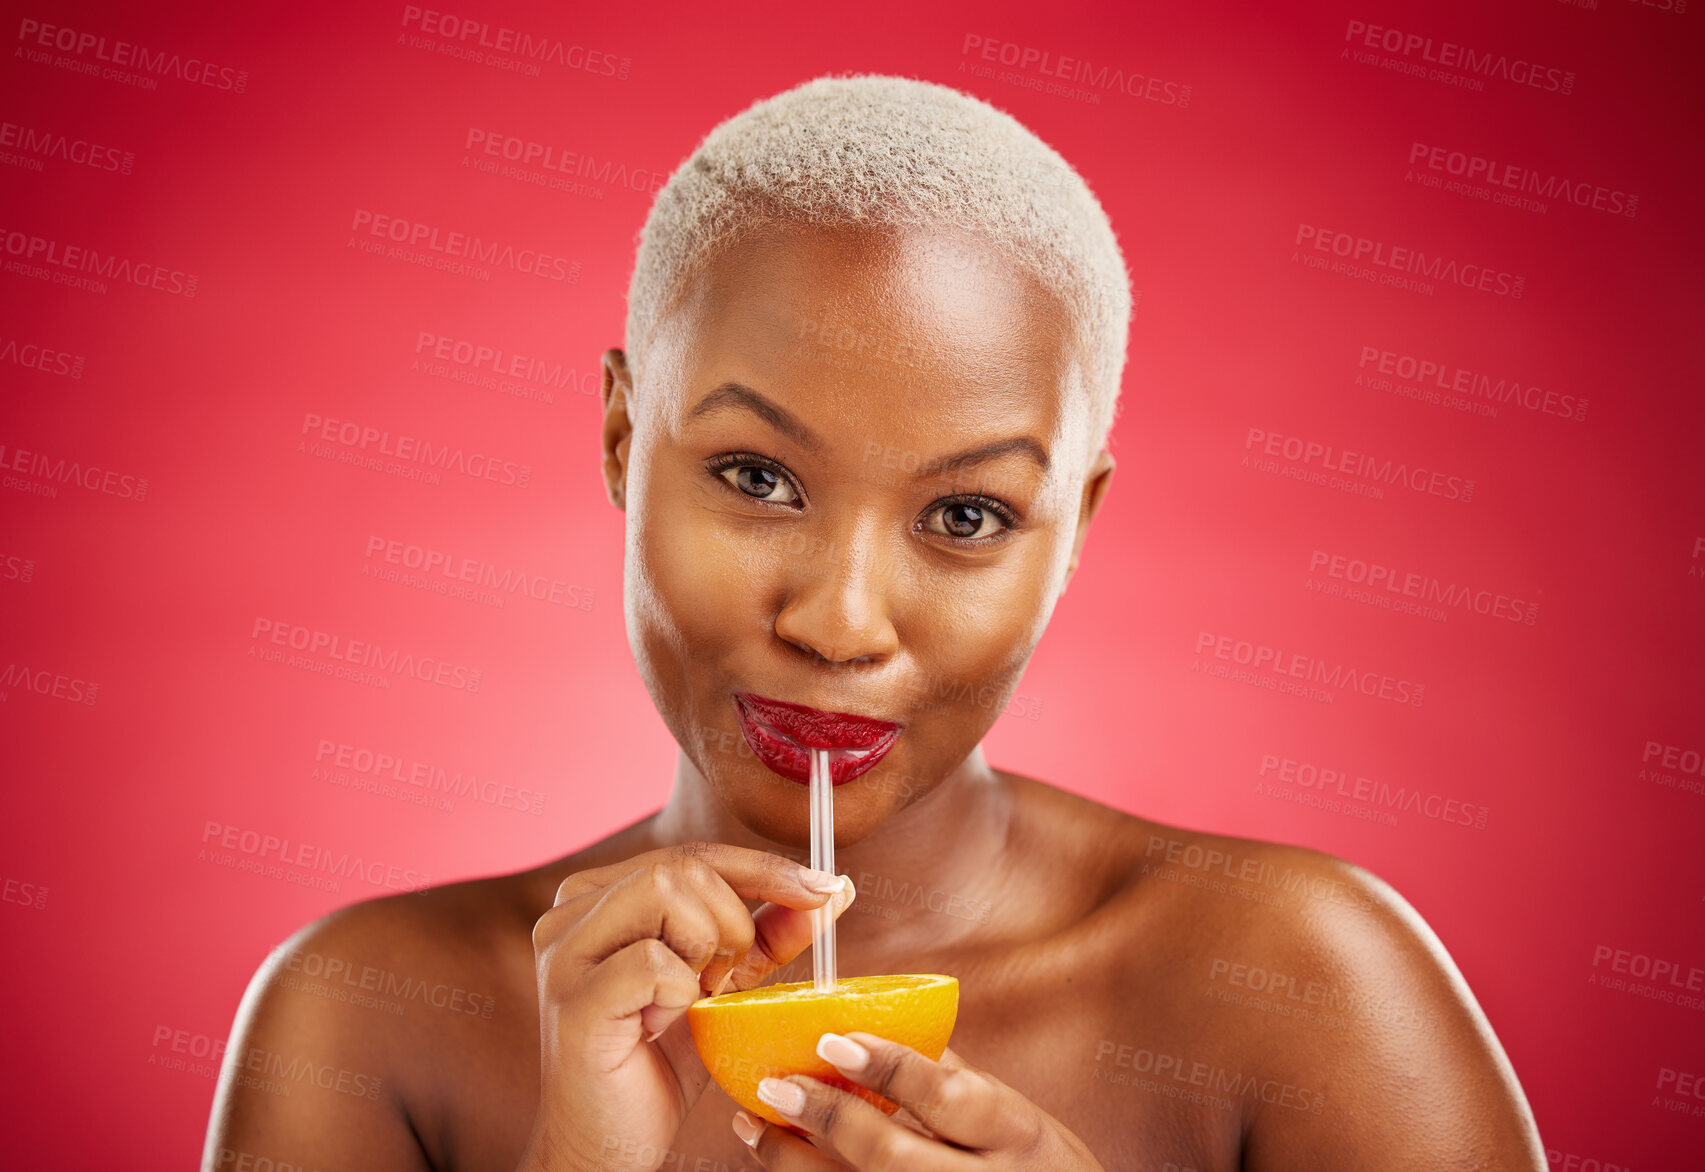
[699,450,797,501]
[703,451,1022,549]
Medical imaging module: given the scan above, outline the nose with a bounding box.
[772,516,901,666]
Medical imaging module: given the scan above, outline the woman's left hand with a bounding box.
[732,1032,1106,1170]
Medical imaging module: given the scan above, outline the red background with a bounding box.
[2,0,1701,1167]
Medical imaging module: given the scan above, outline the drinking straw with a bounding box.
[810,747,837,993]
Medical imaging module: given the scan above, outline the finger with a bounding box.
[544,864,729,994]
[737,1110,848,1170]
[822,1032,1025,1149]
[755,1074,976,1172]
[555,842,844,910]
[719,876,856,992]
[552,937,701,1062]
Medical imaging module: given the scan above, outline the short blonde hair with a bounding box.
[625,72,1132,462]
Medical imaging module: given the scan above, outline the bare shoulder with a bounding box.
[201,870,547,1172]
[1109,817,1546,1170]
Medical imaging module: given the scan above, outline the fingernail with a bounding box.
[757,1077,806,1116]
[817,1031,868,1071]
[731,1109,764,1147]
[799,868,845,893]
[712,966,735,997]
[830,874,856,913]
[644,1025,665,1043]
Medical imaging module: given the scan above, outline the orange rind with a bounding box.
[688,973,959,1131]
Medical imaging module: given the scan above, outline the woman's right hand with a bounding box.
[516,842,857,1172]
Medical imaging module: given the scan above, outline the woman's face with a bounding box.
[602,222,1115,847]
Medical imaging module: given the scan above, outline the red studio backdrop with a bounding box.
[2,0,1701,1167]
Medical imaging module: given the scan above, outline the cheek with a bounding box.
[894,558,1055,726]
[627,459,779,666]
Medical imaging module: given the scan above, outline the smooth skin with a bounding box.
[203,221,1547,1171]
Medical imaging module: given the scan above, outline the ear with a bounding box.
[601,348,635,511]
[1062,449,1115,593]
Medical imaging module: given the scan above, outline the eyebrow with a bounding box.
[690,382,822,451]
[687,381,1051,477]
[934,435,1051,477]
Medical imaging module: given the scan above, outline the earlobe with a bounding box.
[601,348,634,511]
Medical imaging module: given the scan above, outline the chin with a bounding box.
[725,775,892,850]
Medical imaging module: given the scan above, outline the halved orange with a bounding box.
[688,973,959,1131]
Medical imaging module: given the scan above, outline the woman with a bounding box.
[204,74,1546,1171]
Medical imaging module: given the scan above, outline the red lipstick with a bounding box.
[732,692,902,786]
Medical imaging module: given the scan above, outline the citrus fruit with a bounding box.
[688,972,959,1131]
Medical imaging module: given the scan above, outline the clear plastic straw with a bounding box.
[810,747,837,993]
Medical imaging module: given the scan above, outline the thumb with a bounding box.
[721,875,857,993]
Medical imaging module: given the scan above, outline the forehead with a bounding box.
[647,222,1088,456]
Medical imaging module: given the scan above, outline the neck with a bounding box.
[647,744,1014,956]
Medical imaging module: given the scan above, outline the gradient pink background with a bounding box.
[2,1,1701,1168]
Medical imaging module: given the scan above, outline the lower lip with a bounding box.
[732,698,899,786]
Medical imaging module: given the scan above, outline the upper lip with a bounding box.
[733,691,901,751]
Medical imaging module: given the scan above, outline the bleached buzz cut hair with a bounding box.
[623,73,1133,464]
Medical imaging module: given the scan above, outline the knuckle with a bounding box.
[915,1070,976,1133]
[812,1090,845,1137]
[530,906,565,954]
[729,915,756,952]
[638,936,676,973]
[552,874,584,907]
[864,1131,905,1172]
[868,1043,909,1093]
[675,853,715,888]
[643,860,677,896]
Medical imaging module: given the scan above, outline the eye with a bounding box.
[707,453,801,506]
[921,496,1017,546]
